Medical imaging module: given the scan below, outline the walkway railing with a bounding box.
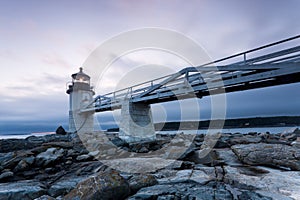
[82,35,300,112]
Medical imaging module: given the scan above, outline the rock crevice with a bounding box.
[0,129,300,199]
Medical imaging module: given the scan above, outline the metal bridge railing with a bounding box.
[86,34,300,111]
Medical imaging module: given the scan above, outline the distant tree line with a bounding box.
[155,116,300,131]
[106,116,300,132]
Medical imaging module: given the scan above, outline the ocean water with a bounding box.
[1,126,299,140]
[0,132,55,140]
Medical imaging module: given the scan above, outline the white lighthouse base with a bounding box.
[69,110,94,133]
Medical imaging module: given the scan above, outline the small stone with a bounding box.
[14,160,30,172]
[291,140,300,148]
[282,133,297,141]
[248,132,258,136]
[0,171,14,180]
[56,126,67,135]
[88,150,99,157]
[67,149,75,157]
[76,154,92,161]
[45,168,53,173]
[128,174,158,194]
[138,146,149,153]
[65,160,72,165]
[106,148,116,156]
[34,195,55,200]
[24,156,35,165]
[36,148,64,167]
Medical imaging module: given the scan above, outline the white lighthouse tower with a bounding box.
[66,67,95,133]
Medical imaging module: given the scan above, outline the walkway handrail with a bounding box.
[93,34,300,104]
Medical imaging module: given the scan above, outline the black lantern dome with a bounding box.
[66,67,94,94]
[71,67,90,84]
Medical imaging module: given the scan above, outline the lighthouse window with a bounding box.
[74,77,89,84]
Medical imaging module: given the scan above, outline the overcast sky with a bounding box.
[0,0,299,134]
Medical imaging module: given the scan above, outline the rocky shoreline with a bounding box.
[0,128,300,200]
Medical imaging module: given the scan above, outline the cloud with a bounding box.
[41,53,72,68]
[2,72,67,98]
[95,50,188,94]
[0,93,68,122]
[1,0,300,133]
[20,18,38,32]
[226,83,300,118]
[0,49,22,62]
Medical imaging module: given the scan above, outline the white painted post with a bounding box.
[119,99,155,142]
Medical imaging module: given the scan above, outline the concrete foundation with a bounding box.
[119,100,155,142]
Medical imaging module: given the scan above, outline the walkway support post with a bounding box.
[119,99,155,142]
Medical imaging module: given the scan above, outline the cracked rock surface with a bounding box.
[0,129,300,199]
[64,168,130,200]
[231,143,300,170]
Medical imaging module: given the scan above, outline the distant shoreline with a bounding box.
[107,116,300,132]
[1,116,299,138]
[156,116,300,130]
[0,132,55,140]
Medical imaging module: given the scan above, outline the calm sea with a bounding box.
[0,126,299,140]
[0,132,55,139]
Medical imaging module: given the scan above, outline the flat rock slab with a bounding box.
[158,169,213,185]
[48,176,89,197]
[224,166,300,200]
[102,157,180,173]
[64,169,130,200]
[128,182,272,200]
[215,148,242,166]
[0,180,46,200]
[231,143,300,170]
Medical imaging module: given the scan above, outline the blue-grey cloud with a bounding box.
[1,0,300,134]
